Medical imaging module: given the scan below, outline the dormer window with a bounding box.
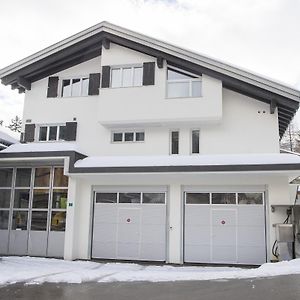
[167,68,201,98]
[61,77,89,97]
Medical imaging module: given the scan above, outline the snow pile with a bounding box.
[1,257,300,285]
[75,153,300,168]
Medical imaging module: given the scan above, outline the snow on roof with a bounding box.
[0,128,19,144]
[75,153,300,168]
[1,142,82,153]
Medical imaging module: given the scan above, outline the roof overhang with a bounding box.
[0,21,299,137]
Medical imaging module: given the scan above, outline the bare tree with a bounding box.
[7,116,22,133]
[280,120,299,152]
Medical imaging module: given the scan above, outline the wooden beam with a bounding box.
[18,87,25,93]
[270,99,277,114]
[157,57,164,68]
[17,76,31,90]
[11,82,19,90]
[102,38,110,50]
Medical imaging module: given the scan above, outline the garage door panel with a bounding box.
[141,207,166,225]
[0,230,9,254]
[212,209,236,226]
[92,241,117,259]
[185,226,210,245]
[212,226,236,246]
[141,224,165,243]
[237,246,266,264]
[185,245,211,262]
[118,208,141,225]
[94,205,118,224]
[140,243,165,261]
[93,223,117,243]
[117,242,140,259]
[185,206,210,225]
[237,207,265,226]
[237,226,265,246]
[212,246,236,263]
[9,230,28,255]
[118,224,140,243]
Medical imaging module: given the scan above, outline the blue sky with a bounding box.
[1,0,300,127]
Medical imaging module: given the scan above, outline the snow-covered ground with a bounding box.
[1,257,300,285]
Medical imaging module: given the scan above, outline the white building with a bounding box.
[0,22,300,265]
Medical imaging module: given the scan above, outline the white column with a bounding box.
[167,183,183,264]
[63,177,78,260]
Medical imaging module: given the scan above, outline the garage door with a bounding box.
[184,191,266,265]
[92,189,167,261]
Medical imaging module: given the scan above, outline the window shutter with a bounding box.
[101,66,111,88]
[88,73,101,95]
[47,76,59,98]
[65,122,77,141]
[24,124,35,143]
[143,62,155,86]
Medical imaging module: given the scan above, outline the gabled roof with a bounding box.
[0,21,299,137]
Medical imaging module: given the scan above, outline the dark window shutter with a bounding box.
[24,124,35,143]
[143,62,155,86]
[65,122,77,141]
[101,66,111,88]
[47,77,59,98]
[88,73,101,95]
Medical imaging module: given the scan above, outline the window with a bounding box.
[38,125,66,142]
[142,193,165,204]
[212,193,236,204]
[119,193,141,204]
[112,131,145,143]
[191,130,200,154]
[171,131,179,155]
[61,77,89,97]
[238,193,263,205]
[186,193,209,204]
[111,66,143,88]
[167,68,201,98]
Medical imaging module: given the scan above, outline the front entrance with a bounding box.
[92,188,167,261]
[0,166,68,257]
[184,191,266,264]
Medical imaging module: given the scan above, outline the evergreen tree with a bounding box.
[7,116,22,133]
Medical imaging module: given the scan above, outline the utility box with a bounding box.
[275,224,294,261]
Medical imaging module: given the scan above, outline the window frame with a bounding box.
[36,124,66,142]
[166,67,202,99]
[110,64,143,88]
[111,130,145,143]
[191,129,200,154]
[170,130,179,155]
[60,76,89,98]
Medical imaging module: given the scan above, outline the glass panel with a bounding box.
[142,193,165,204]
[167,81,190,98]
[186,193,209,204]
[81,78,89,96]
[212,193,236,204]
[49,126,58,141]
[171,131,179,154]
[111,68,122,88]
[192,130,200,154]
[34,168,51,187]
[0,190,11,208]
[238,193,263,205]
[31,211,48,231]
[113,132,123,142]
[96,193,117,204]
[71,78,81,97]
[192,81,201,97]
[0,168,13,187]
[52,189,68,209]
[119,193,141,203]
[39,126,48,141]
[16,168,31,187]
[59,125,66,140]
[167,69,194,80]
[124,132,134,142]
[133,67,143,86]
[14,189,30,208]
[12,211,28,230]
[33,189,49,209]
[62,79,71,97]
[135,132,145,142]
[0,211,9,229]
[54,167,68,187]
[51,211,66,231]
[122,68,133,87]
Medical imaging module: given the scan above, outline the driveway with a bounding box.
[1,275,300,300]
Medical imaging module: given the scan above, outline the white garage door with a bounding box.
[184,191,266,265]
[92,189,167,261]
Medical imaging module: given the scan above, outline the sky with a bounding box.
[1,0,300,128]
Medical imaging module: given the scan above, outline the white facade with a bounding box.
[1,22,300,265]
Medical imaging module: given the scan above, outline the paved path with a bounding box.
[1,274,300,300]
